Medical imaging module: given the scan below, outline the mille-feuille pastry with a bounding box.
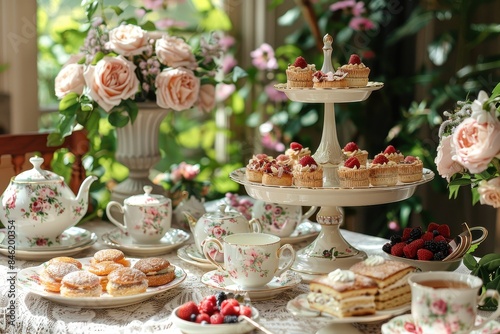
[40,262,80,292]
[88,260,124,290]
[307,269,378,318]
[349,255,417,310]
[47,256,83,269]
[106,267,149,296]
[133,257,176,287]
[91,249,130,267]
[60,271,102,298]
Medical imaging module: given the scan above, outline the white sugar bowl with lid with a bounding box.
[0,156,97,247]
[106,186,172,243]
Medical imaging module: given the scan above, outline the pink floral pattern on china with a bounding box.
[227,247,271,279]
[135,203,170,236]
[258,203,291,231]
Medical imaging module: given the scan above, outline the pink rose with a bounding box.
[198,84,215,112]
[435,136,464,181]
[452,117,500,174]
[54,63,85,98]
[107,24,150,57]
[430,299,447,315]
[155,35,197,69]
[478,177,500,208]
[155,68,200,111]
[84,56,139,112]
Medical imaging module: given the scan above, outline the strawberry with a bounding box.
[343,142,359,152]
[293,56,308,69]
[344,157,360,169]
[372,154,389,165]
[177,301,199,321]
[384,145,397,154]
[198,299,216,315]
[203,295,217,305]
[299,155,317,167]
[239,305,252,317]
[404,156,416,163]
[220,303,239,316]
[417,248,434,261]
[348,54,361,65]
[220,298,240,308]
[209,312,224,324]
[427,222,439,232]
[195,313,211,324]
[437,224,451,238]
[390,242,406,257]
[421,232,434,241]
[403,239,424,259]
[402,227,412,241]
[434,235,446,242]
[290,142,303,151]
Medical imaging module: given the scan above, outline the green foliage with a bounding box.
[464,253,500,310]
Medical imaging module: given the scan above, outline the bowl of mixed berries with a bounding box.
[382,223,463,272]
[170,292,259,334]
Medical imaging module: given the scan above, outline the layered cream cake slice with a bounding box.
[307,269,378,318]
[349,255,417,310]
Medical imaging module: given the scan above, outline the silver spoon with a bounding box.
[238,315,275,334]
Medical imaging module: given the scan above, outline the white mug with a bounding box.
[106,186,172,243]
[203,233,296,288]
[252,200,316,237]
[408,271,500,334]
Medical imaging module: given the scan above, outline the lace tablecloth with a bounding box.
[0,220,491,334]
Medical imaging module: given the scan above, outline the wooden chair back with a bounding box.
[0,130,89,194]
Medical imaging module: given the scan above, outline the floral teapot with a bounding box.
[0,156,97,247]
[183,204,262,261]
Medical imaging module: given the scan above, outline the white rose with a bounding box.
[478,177,500,208]
[84,56,139,112]
[54,63,85,98]
[198,84,215,112]
[155,67,200,111]
[155,35,197,69]
[107,24,150,57]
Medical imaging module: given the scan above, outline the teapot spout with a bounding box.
[75,175,98,203]
[182,211,197,232]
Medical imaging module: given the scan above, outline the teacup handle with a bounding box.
[470,226,488,245]
[274,244,296,277]
[249,218,262,233]
[302,206,317,221]
[473,289,500,331]
[106,201,127,233]
[202,238,226,272]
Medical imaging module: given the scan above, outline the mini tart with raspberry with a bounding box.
[245,153,273,183]
[339,54,370,88]
[312,70,348,88]
[381,145,404,163]
[286,56,316,88]
[285,141,311,166]
[293,156,323,187]
[368,154,398,186]
[337,157,369,188]
[341,142,368,166]
[398,156,423,183]
[262,161,293,186]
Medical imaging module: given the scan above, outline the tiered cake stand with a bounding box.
[230,34,434,276]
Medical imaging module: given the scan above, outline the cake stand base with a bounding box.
[291,205,367,275]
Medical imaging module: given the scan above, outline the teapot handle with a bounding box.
[105,201,127,233]
[302,206,317,221]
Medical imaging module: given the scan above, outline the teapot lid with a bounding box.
[205,204,245,220]
[124,186,168,206]
[13,156,62,182]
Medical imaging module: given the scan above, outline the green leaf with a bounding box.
[124,100,138,124]
[463,253,478,270]
[110,5,123,16]
[386,7,434,45]
[91,51,105,65]
[59,92,79,111]
[108,111,130,127]
[47,132,64,147]
[231,66,248,82]
[277,8,301,26]
[141,20,156,31]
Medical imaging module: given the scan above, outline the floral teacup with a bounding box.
[203,233,296,288]
[409,271,500,334]
[106,186,172,244]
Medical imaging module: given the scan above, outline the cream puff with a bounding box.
[60,271,102,297]
[106,267,148,296]
[133,258,176,287]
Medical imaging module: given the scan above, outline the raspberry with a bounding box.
[417,248,434,261]
[293,56,308,68]
[177,301,199,321]
[195,313,211,324]
[421,232,434,241]
[344,157,360,169]
[372,154,389,165]
[402,228,412,241]
[290,141,303,151]
[404,156,416,163]
[299,155,317,167]
[434,235,446,242]
[198,299,216,315]
[220,300,240,316]
[239,305,252,317]
[348,54,361,65]
[390,242,406,257]
[427,222,439,232]
[437,224,451,238]
[343,142,359,152]
[210,312,224,324]
[383,145,397,154]
[403,239,425,259]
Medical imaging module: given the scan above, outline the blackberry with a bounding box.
[224,315,239,323]
[436,240,450,255]
[433,251,446,261]
[424,240,439,253]
[215,291,227,307]
[390,235,402,245]
[382,243,392,253]
[409,227,422,240]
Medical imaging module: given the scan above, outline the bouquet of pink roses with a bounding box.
[435,83,500,208]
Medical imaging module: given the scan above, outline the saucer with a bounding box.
[280,221,321,245]
[0,227,92,251]
[183,243,211,263]
[101,228,190,256]
[201,270,301,301]
[381,314,500,334]
[0,233,97,261]
[176,244,216,270]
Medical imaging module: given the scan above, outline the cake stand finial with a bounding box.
[321,33,335,73]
